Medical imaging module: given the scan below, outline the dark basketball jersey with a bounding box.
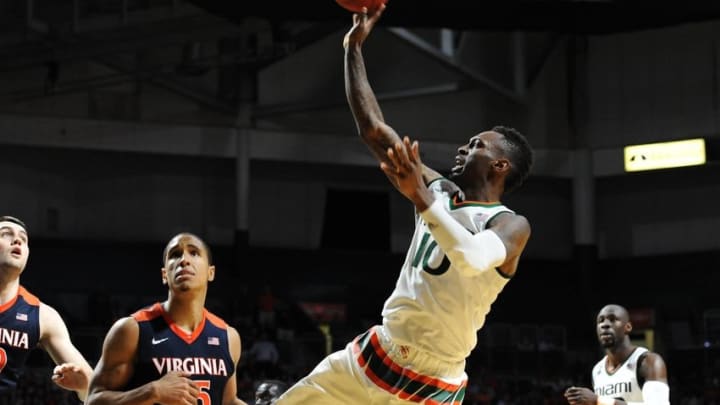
[126,302,234,405]
[0,286,41,402]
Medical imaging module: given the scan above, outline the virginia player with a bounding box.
[87,233,247,405]
[0,216,93,403]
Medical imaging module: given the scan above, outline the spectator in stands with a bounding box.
[248,331,280,379]
[256,285,276,330]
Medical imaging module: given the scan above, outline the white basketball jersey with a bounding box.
[381,178,514,364]
[592,347,649,402]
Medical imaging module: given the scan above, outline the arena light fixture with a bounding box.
[623,138,706,172]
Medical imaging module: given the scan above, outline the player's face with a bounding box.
[162,234,215,293]
[596,306,630,349]
[450,131,507,183]
[0,222,29,273]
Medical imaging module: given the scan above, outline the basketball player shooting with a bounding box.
[276,4,534,404]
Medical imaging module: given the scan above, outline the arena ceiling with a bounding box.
[3,0,720,123]
[189,1,720,35]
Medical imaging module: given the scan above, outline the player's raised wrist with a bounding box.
[412,189,435,212]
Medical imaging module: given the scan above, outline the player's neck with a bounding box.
[0,277,20,306]
[459,186,502,204]
[606,343,636,367]
[163,296,206,333]
[456,172,504,203]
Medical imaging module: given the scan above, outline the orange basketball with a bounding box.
[335,0,386,14]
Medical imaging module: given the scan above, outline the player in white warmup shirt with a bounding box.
[565,304,670,405]
[276,4,533,404]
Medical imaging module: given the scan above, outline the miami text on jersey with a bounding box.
[595,381,631,397]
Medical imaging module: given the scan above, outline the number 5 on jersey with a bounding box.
[196,380,211,404]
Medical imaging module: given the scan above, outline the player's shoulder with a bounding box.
[226,324,242,363]
[38,301,63,325]
[226,324,241,344]
[131,302,164,322]
[108,315,140,331]
[427,177,460,195]
[631,345,650,362]
[488,210,531,236]
[37,301,72,341]
[98,316,141,358]
[17,285,40,306]
[636,349,668,380]
[106,316,141,342]
[638,348,666,366]
[204,309,229,330]
[504,212,530,230]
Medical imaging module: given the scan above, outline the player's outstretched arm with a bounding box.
[38,303,93,402]
[343,5,442,185]
[86,317,200,405]
[222,326,248,405]
[343,5,397,159]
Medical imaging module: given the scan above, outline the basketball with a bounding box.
[335,0,386,14]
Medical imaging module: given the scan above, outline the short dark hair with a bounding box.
[162,233,213,266]
[492,125,533,193]
[0,216,27,233]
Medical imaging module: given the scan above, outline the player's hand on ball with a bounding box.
[342,2,386,49]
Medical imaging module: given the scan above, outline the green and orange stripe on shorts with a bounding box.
[352,328,467,404]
